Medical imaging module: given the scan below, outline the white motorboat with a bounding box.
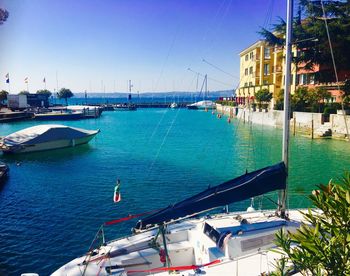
[114,103,137,111]
[187,100,215,110]
[66,105,103,118]
[0,124,100,153]
[170,102,178,108]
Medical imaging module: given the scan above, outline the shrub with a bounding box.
[272,173,350,275]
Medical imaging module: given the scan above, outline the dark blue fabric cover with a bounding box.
[135,162,286,230]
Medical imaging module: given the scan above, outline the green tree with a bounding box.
[274,89,284,110]
[0,90,8,104]
[272,173,350,275]
[341,79,350,107]
[19,91,30,95]
[255,88,273,108]
[57,88,74,105]
[292,86,309,112]
[36,89,52,97]
[0,8,9,25]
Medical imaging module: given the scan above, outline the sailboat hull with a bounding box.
[52,209,307,276]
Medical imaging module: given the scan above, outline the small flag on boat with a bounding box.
[43,77,46,83]
[5,73,9,83]
[24,77,28,83]
[114,179,121,203]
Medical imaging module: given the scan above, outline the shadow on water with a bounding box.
[0,175,9,193]
[0,144,94,164]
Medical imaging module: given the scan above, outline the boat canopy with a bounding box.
[3,124,98,146]
[135,162,286,231]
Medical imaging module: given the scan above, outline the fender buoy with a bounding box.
[159,249,166,263]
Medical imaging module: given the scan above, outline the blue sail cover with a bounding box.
[135,162,286,230]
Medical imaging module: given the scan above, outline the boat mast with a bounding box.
[279,0,293,217]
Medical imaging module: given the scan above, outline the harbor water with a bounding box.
[1,108,349,275]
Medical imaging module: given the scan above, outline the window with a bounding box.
[264,64,269,75]
[264,47,270,58]
[244,82,248,87]
[263,80,268,85]
[245,68,248,76]
[249,66,253,75]
[250,52,253,59]
[301,74,307,85]
[249,82,253,86]
[245,54,248,61]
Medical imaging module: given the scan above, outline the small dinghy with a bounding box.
[0,124,100,154]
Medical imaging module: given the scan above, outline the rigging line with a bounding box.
[320,0,350,142]
[185,0,228,77]
[202,58,239,79]
[147,107,181,174]
[203,0,234,56]
[188,68,232,88]
[154,22,181,91]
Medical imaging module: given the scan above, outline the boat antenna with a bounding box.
[278,0,293,218]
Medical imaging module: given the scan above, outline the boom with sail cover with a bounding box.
[135,162,286,231]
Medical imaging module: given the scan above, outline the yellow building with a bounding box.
[237,40,298,107]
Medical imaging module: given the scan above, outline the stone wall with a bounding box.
[330,114,350,139]
[216,104,350,139]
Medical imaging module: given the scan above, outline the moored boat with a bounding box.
[66,105,103,118]
[114,103,137,111]
[0,124,100,154]
[52,163,306,276]
[170,102,178,108]
[187,100,216,110]
[0,162,9,182]
[34,111,83,120]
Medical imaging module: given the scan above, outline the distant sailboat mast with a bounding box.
[279,0,293,217]
[128,80,132,102]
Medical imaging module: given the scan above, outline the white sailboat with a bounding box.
[187,74,215,110]
[52,1,307,275]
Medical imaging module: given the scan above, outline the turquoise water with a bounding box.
[0,108,350,275]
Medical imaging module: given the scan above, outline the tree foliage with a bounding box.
[255,88,273,108]
[0,90,8,103]
[0,8,9,25]
[36,89,52,97]
[19,91,30,95]
[57,88,74,105]
[273,172,350,275]
[341,79,350,103]
[274,89,285,110]
[259,1,350,82]
[291,86,309,112]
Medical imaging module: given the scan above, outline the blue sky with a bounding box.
[0,0,287,93]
